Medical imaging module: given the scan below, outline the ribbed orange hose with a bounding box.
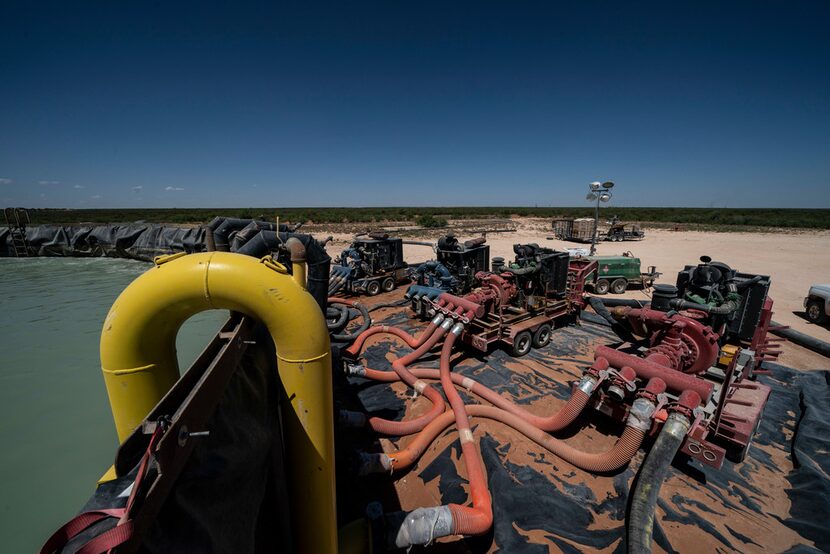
[361,367,591,432]
[381,405,645,473]
[440,329,493,537]
[365,324,449,436]
[345,322,438,356]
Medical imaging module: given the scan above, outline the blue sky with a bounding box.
[1,1,828,208]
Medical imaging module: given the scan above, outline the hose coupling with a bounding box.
[451,322,465,336]
[440,318,454,331]
[391,505,454,548]
[339,410,367,428]
[431,313,446,326]
[626,397,658,432]
[607,366,637,401]
[662,412,692,440]
[576,374,599,396]
[344,363,366,377]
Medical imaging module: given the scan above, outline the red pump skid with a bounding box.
[440,260,594,353]
[596,303,773,469]
[617,307,720,374]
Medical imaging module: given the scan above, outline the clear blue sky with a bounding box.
[1,1,828,209]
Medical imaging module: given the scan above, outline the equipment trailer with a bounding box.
[585,252,660,294]
[329,233,409,296]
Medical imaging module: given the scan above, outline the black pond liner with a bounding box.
[347,316,830,552]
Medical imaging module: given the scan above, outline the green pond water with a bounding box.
[0,257,227,552]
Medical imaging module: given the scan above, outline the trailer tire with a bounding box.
[594,279,610,295]
[532,324,552,348]
[806,299,827,324]
[382,277,395,292]
[512,331,533,357]
[611,278,628,294]
[366,280,381,296]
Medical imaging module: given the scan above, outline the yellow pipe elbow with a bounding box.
[100,251,336,553]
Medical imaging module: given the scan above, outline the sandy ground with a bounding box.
[317,218,830,370]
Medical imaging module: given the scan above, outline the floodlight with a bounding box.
[602,181,615,189]
[586,192,598,201]
[599,192,612,202]
[589,181,601,191]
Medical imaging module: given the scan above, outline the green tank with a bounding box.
[585,254,660,295]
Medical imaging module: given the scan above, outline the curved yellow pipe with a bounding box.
[100,251,336,553]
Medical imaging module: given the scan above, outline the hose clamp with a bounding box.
[626,398,657,432]
[344,363,366,377]
[577,375,598,395]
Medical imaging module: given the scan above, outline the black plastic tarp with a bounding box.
[2,224,206,261]
[345,313,830,552]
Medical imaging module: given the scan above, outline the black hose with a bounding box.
[587,297,646,308]
[769,322,830,358]
[586,297,638,343]
[211,218,291,252]
[628,413,690,554]
[669,298,739,315]
[230,220,283,251]
[326,306,349,331]
[580,311,611,328]
[367,299,410,312]
[329,300,371,343]
[735,275,763,290]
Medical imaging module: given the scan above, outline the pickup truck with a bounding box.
[804,285,830,324]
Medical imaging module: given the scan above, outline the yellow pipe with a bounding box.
[100,251,336,553]
[292,259,307,290]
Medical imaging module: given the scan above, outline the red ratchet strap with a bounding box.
[40,422,166,554]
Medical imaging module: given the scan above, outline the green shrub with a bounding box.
[417,214,448,228]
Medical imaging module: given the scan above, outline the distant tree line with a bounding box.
[20,207,830,230]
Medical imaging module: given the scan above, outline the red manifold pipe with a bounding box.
[437,292,484,319]
[595,345,713,403]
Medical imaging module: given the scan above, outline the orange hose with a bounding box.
[345,321,438,356]
[382,405,645,473]
[364,324,449,436]
[361,367,591,432]
[439,328,493,536]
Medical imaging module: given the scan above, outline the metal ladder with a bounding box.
[4,207,31,257]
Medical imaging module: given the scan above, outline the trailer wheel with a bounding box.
[512,331,533,357]
[382,277,395,292]
[806,299,827,324]
[594,279,610,295]
[611,278,628,294]
[532,324,552,348]
[366,280,381,296]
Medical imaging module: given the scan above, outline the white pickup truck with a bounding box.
[805,285,830,324]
